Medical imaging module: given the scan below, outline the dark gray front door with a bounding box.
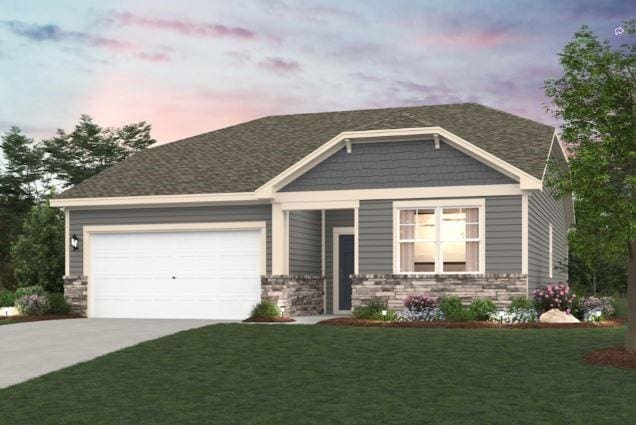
[338,234,354,311]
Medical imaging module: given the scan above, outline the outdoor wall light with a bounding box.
[70,234,79,250]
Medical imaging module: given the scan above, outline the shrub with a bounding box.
[353,299,397,321]
[250,300,280,318]
[532,282,575,313]
[14,285,45,299]
[0,290,15,307]
[489,308,538,324]
[580,296,615,322]
[469,298,497,321]
[46,293,71,315]
[15,294,50,316]
[439,296,463,316]
[404,294,438,312]
[508,296,535,312]
[10,202,65,293]
[397,308,445,322]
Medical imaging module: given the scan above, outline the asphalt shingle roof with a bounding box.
[56,103,555,199]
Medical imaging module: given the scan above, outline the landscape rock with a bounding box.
[539,308,580,323]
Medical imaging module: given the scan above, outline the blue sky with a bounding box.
[0,0,632,143]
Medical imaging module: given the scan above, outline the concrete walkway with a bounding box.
[0,318,218,389]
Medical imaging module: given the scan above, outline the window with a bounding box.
[548,223,553,278]
[398,206,481,274]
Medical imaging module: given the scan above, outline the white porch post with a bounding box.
[271,203,288,275]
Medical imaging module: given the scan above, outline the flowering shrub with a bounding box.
[489,308,538,324]
[580,296,615,322]
[397,308,445,322]
[404,294,438,312]
[15,294,50,316]
[533,283,575,313]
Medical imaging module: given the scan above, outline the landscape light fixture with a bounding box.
[280,306,286,318]
[70,234,79,250]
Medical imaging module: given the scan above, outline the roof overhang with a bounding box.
[51,126,544,209]
[49,192,263,209]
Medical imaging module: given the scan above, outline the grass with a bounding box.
[1,325,634,425]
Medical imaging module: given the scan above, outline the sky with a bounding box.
[0,0,632,144]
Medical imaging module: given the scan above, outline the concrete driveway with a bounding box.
[0,318,219,389]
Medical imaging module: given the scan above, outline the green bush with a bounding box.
[14,285,45,299]
[353,299,397,321]
[251,300,280,318]
[508,296,535,312]
[439,296,463,316]
[10,202,65,293]
[0,290,15,307]
[446,308,477,322]
[46,293,71,315]
[469,298,497,321]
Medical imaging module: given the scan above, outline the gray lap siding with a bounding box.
[358,196,522,275]
[288,210,322,275]
[68,204,272,276]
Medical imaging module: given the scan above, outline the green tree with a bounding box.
[10,200,65,292]
[44,115,155,187]
[544,22,635,350]
[0,127,48,289]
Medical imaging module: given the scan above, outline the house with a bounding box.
[51,103,572,319]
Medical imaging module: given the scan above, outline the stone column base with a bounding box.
[63,275,88,316]
[261,275,325,316]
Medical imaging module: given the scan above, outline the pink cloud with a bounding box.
[76,73,304,142]
[108,12,256,40]
[417,29,526,49]
[134,51,171,62]
[258,57,301,73]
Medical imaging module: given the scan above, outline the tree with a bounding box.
[43,115,155,187]
[10,200,65,292]
[544,22,635,350]
[0,128,48,289]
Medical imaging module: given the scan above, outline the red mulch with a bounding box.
[0,314,83,324]
[243,316,295,323]
[584,347,636,369]
[317,318,624,329]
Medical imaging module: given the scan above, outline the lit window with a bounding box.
[398,207,481,274]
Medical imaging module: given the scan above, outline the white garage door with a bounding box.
[89,229,262,319]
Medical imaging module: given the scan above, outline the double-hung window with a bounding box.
[397,204,482,274]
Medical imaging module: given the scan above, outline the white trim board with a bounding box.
[332,226,355,314]
[81,221,267,317]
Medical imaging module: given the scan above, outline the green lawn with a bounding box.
[1,325,633,425]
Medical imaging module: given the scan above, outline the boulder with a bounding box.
[539,308,580,323]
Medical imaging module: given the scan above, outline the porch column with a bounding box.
[271,202,288,275]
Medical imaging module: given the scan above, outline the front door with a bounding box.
[338,234,354,311]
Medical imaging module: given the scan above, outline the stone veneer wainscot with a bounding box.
[63,275,88,316]
[261,275,325,316]
[351,274,528,311]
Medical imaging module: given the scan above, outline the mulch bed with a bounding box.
[584,347,636,369]
[317,318,624,329]
[0,314,83,324]
[243,316,295,323]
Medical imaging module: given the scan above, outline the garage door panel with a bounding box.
[90,229,262,319]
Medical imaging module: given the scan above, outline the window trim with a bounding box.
[393,199,486,275]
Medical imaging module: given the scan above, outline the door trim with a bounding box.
[333,226,354,314]
[83,221,267,318]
